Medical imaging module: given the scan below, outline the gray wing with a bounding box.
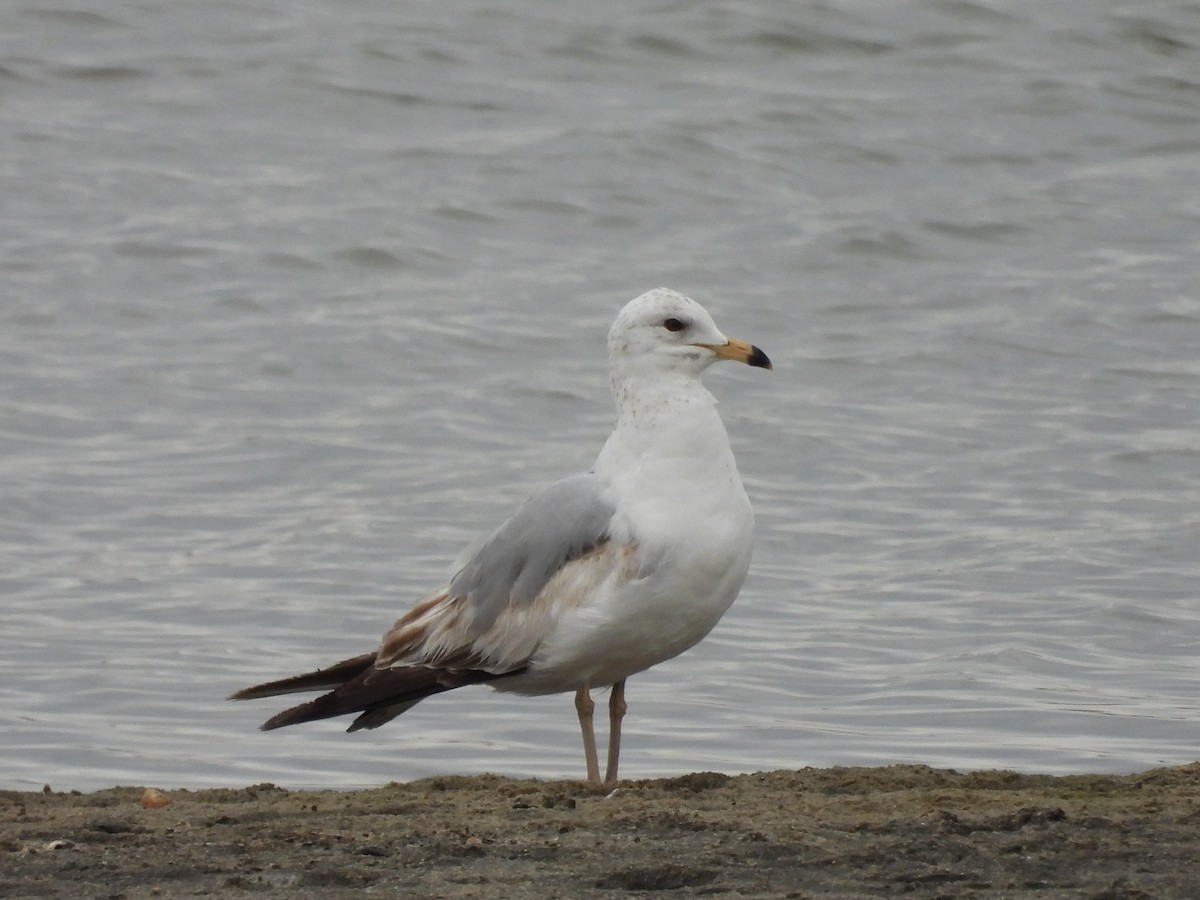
[237,472,622,730]
[448,471,616,633]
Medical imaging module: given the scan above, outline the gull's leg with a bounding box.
[603,679,627,785]
[575,685,601,784]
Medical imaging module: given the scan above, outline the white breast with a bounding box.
[503,379,755,694]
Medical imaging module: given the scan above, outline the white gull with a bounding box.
[231,287,772,784]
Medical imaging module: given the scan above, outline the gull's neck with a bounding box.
[610,368,719,433]
[597,364,750,545]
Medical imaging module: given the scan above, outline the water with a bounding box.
[2,0,1198,791]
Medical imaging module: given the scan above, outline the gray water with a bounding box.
[3,0,1199,791]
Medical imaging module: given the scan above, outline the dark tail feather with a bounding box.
[261,664,455,732]
[230,651,524,733]
[228,653,377,701]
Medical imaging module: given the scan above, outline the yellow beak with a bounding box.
[698,338,772,370]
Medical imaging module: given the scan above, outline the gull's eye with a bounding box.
[662,317,687,333]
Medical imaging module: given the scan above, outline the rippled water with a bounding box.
[3,0,1199,790]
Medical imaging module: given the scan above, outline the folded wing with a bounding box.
[231,472,633,730]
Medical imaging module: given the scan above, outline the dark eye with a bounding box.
[662,317,686,333]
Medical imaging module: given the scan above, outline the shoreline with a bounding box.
[4,763,1199,898]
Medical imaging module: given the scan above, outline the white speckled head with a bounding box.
[607,288,770,385]
[607,288,729,379]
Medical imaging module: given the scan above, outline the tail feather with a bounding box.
[228,653,377,701]
[261,664,450,731]
[231,651,525,733]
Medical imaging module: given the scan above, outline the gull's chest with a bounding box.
[606,447,752,568]
[618,467,750,551]
[596,394,754,568]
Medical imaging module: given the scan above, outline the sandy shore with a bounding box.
[3,763,1199,898]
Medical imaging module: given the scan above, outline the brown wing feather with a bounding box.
[377,542,635,674]
[230,545,635,732]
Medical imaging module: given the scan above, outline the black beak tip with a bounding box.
[749,345,772,370]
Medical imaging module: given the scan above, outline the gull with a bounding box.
[230,288,771,784]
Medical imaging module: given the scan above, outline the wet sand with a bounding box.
[4,763,1199,898]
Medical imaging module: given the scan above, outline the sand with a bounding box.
[4,763,1199,898]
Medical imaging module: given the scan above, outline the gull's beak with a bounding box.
[699,338,773,370]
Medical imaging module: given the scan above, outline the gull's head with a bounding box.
[608,288,772,381]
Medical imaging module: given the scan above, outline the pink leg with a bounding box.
[575,685,601,784]
[604,679,627,785]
